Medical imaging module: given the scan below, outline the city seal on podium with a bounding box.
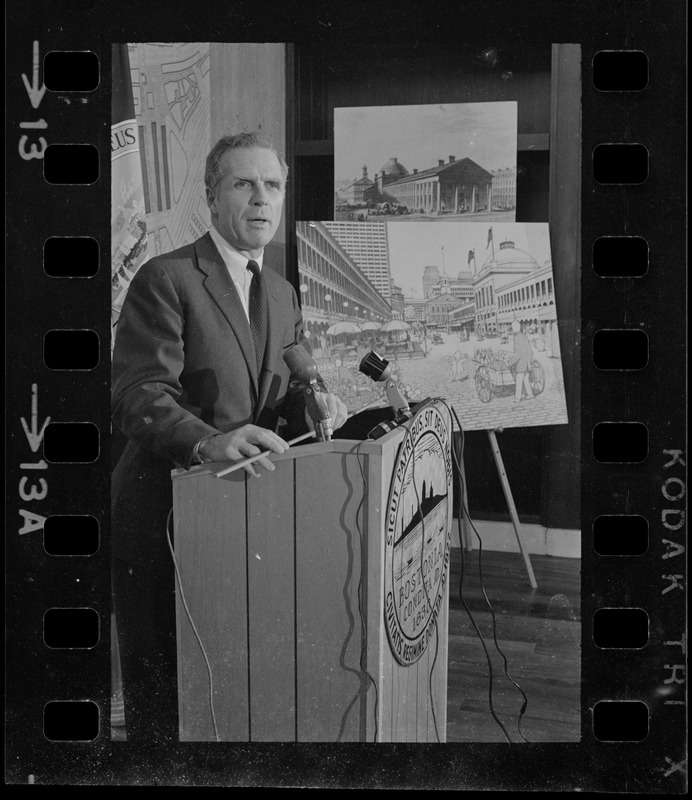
[384,401,454,666]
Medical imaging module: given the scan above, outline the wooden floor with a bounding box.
[112,549,581,744]
[445,548,581,743]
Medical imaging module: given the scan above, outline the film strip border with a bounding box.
[5,2,687,791]
[6,33,113,776]
[583,43,687,786]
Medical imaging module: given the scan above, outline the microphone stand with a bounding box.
[302,381,333,443]
[358,350,422,440]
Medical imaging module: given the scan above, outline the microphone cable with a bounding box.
[445,401,530,744]
[166,507,221,742]
[353,438,381,743]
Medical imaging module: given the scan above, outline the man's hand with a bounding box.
[304,391,349,436]
[200,424,289,478]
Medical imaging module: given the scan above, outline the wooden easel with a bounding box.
[458,429,538,590]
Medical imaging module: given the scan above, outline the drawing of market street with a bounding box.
[296,221,569,432]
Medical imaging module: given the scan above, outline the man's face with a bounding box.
[207,147,286,258]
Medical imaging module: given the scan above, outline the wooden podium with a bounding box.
[170,403,452,742]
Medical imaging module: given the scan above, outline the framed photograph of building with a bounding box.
[297,220,568,433]
[334,102,517,223]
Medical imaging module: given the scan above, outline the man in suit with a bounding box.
[111,131,347,744]
[508,319,535,403]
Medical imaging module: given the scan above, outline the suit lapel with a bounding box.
[194,233,260,395]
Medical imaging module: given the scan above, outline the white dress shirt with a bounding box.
[208,224,263,322]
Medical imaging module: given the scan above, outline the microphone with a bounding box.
[359,351,431,440]
[359,351,410,415]
[283,343,333,441]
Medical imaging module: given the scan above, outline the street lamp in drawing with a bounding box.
[299,283,309,323]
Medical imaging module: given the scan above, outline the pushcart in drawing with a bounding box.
[473,350,545,403]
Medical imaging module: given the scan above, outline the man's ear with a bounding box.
[206,187,216,213]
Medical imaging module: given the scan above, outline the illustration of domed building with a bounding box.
[376,154,493,215]
[474,238,556,335]
[376,156,410,193]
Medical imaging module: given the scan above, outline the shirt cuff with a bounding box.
[191,434,219,464]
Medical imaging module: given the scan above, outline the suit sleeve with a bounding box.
[111,262,220,467]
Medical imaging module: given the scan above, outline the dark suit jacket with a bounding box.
[111,231,308,560]
[509,332,534,373]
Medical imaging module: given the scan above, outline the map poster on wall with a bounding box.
[296,220,568,432]
[127,43,212,258]
[334,102,517,223]
[111,42,211,347]
[111,44,148,335]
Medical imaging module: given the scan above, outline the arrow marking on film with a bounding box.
[21,41,46,109]
[21,384,51,453]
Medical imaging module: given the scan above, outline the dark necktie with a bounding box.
[246,259,267,375]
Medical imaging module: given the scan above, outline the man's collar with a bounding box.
[208,225,264,270]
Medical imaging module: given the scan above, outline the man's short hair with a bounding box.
[204,131,289,193]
